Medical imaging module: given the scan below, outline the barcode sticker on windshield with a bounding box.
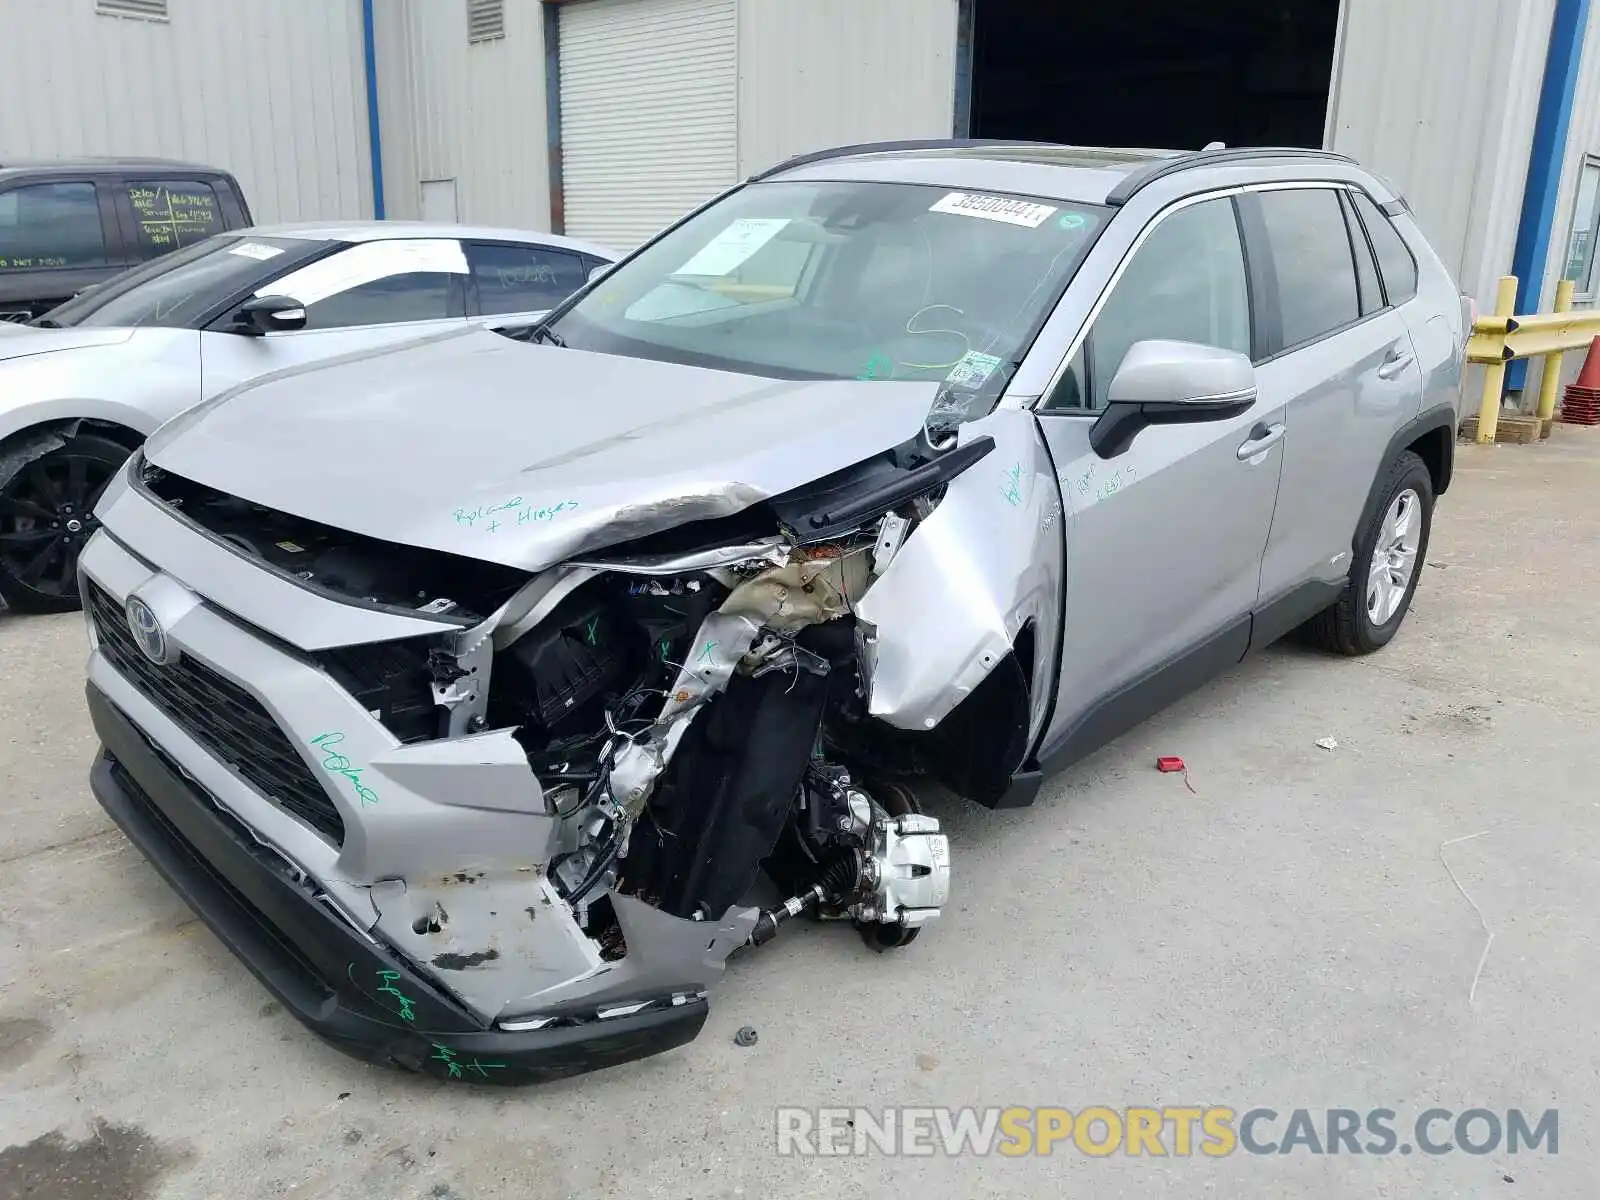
[929,192,1058,228]
[674,218,791,276]
[946,350,1004,389]
[228,242,284,260]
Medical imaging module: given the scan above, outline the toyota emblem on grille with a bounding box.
[124,595,176,665]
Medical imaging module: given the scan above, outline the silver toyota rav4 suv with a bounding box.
[79,141,1467,1083]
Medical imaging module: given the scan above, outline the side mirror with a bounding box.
[587,262,613,284]
[232,294,306,336]
[1088,339,1257,459]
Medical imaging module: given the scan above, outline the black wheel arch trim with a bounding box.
[1355,405,1454,551]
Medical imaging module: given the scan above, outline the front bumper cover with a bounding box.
[86,682,709,1084]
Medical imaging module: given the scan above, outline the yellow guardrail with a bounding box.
[1466,274,1590,443]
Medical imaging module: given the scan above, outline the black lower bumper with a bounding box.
[86,682,709,1084]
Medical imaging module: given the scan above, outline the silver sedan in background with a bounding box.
[0,222,617,611]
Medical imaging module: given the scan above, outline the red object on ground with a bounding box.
[1156,756,1186,773]
[1574,336,1600,390]
[1562,337,1600,426]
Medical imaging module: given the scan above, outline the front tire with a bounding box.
[1304,450,1433,656]
[0,433,130,614]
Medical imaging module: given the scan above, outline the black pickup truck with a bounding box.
[0,157,252,323]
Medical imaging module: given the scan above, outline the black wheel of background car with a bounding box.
[0,434,130,614]
[1303,449,1434,656]
[856,779,923,952]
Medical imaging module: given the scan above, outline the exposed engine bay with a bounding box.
[492,541,952,956]
[85,341,1069,1084]
[126,407,1074,1039]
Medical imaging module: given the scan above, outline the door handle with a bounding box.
[1236,421,1286,461]
[1377,346,1415,380]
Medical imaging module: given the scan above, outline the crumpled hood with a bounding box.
[0,324,135,359]
[144,325,942,570]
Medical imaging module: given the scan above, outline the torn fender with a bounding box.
[855,408,1063,743]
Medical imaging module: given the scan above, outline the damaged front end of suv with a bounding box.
[81,169,1096,1082]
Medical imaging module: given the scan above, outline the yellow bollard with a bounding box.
[1476,276,1520,444]
[1535,278,1576,422]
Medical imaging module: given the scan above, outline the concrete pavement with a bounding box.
[2,429,1598,1199]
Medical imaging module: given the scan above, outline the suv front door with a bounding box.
[1034,193,1285,758]
[198,237,470,399]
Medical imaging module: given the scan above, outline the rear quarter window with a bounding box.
[1351,190,1419,305]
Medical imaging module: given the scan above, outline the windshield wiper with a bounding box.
[29,318,61,329]
[529,322,567,348]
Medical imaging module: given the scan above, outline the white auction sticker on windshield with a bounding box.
[929,192,1058,228]
[228,241,284,261]
[945,350,1005,390]
[674,218,791,276]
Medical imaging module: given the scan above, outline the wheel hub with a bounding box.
[0,450,115,601]
[1366,488,1421,625]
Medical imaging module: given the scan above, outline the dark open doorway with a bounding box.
[967,0,1341,151]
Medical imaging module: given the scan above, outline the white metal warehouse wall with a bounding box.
[1326,0,1553,311]
[736,0,958,177]
[0,0,372,224]
[373,0,552,229]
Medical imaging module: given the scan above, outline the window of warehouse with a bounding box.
[1564,159,1600,300]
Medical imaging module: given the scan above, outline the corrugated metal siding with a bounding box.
[1327,0,1553,309]
[373,0,551,230]
[735,0,958,177]
[559,0,738,248]
[0,0,371,223]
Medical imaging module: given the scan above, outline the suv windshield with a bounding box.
[39,234,327,330]
[547,180,1106,411]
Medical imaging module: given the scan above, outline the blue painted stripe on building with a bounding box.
[362,0,387,220]
[1507,0,1590,390]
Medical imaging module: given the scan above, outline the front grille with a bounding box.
[86,579,345,844]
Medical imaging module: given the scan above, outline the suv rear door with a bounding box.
[1246,184,1425,641]
[1348,188,1460,424]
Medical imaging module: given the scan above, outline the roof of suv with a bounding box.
[0,156,233,178]
[757,139,1364,208]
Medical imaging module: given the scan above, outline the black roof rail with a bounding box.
[748,138,1076,182]
[1105,145,1359,206]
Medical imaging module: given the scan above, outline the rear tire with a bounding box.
[1304,450,1433,656]
[0,433,130,614]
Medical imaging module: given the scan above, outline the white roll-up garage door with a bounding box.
[559,0,738,249]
